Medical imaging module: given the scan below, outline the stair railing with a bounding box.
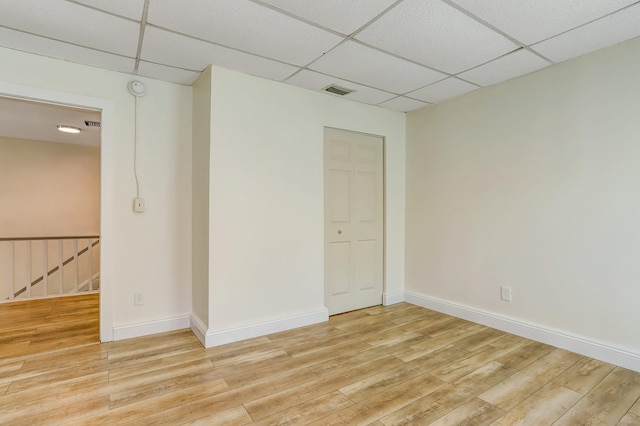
[0,236,100,301]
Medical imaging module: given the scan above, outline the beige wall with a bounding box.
[405,37,640,356]
[0,137,100,238]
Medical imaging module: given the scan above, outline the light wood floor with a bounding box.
[1,299,640,425]
[0,293,99,361]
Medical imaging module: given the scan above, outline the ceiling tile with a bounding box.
[458,49,551,87]
[142,27,298,81]
[450,0,638,45]
[532,4,640,63]
[309,41,447,94]
[378,96,429,112]
[407,78,478,103]
[147,0,343,66]
[0,27,135,74]
[356,0,518,74]
[71,0,145,21]
[257,0,398,35]
[286,70,396,105]
[137,61,202,85]
[0,0,140,56]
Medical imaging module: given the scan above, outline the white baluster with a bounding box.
[88,238,94,291]
[42,240,48,297]
[73,239,79,293]
[9,242,14,300]
[58,240,64,295]
[26,241,31,298]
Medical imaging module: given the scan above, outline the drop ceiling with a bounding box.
[1,0,639,112]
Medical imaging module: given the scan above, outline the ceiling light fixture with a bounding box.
[57,125,81,134]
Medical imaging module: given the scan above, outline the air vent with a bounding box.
[84,120,101,127]
[323,84,354,96]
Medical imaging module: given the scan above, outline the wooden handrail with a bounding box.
[0,236,99,241]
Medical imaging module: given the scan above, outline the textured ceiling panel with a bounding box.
[356,0,518,73]
[0,26,135,74]
[72,0,146,21]
[458,49,551,87]
[310,41,447,94]
[142,27,298,81]
[407,77,478,103]
[532,4,640,63]
[0,0,140,56]
[147,0,342,66]
[379,96,429,112]
[257,0,398,35]
[137,61,202,85]
[451,0,638,45]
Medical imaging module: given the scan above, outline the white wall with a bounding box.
[191,67,211,328]
[405,37,640,366]
[205,66,406,341]
[0,47,192,339]
[0,136,100,237]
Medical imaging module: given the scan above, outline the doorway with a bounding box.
[0,90,105,352]
[324,127,384,315]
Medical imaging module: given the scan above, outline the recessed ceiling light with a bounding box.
[57,125,81,134]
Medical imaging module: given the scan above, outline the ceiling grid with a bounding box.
[0,0,638,112]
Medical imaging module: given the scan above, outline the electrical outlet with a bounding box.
[134,292,144,306]
[134,198,145,213]
[501,286,512,302]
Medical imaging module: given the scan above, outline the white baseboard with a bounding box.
[113,315,191,341]
[196,308,329,348]
[383,291,405,306]
[405,290,640,373]
[190,313,207,346]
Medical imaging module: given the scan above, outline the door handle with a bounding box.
[337,230,343,235]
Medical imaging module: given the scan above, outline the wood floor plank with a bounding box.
[244,355,403,420]
[308,374,447,425]
[380,361,517,425]
[490,382,581,425]
[554,367,640,425]
[478,348,581,411]
[553,356,616,395]
[127,368,319,426]
[109,370,229,409]
[0,371,109,412]
[429,344,516,383]
[339,355,450,403]
[66,380,231,425]
[427,397,503,426]
[251,390,353,426]
[394,323,485,362]
[618,411,640,425]
[629,397,640,416]
[183,405,254,426]
[495,340,554,370]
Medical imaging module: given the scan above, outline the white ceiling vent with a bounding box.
[323,84,354,96]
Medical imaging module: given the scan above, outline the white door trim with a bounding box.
[0,81,115,342]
